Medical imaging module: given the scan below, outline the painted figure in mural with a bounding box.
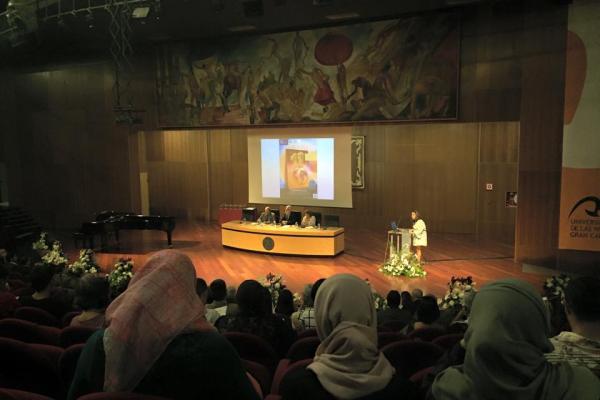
[268,38,292,83]
[292,31,310,73]
[157,14,459,126]
[299,67,336,111]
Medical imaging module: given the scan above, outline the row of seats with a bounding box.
[0,388,170,400]
[225,330,463,396]
[11,306,81,328]
[0,318,96,348]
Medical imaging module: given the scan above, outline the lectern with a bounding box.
[384,228,411,262]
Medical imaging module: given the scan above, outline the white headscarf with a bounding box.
[308,274,395,399]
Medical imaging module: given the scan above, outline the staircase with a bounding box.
[0,206,42,249]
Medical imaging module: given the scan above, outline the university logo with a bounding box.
[568,196,600,218]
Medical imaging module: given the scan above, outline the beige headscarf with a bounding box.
[103,250,214,392]
[432,278,600,400]
[308,274,395,399]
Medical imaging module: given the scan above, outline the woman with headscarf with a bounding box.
[217,279,296,357]
[430,278,600,400]
[68,250,260,400]
[281,274,417,400]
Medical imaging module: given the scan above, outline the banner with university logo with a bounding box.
[558,0,600,252]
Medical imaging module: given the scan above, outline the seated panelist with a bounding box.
[257,206,276,224]
[281,205,299,225]
[300,210,316,228]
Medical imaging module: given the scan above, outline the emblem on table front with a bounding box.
[263,237,275,251]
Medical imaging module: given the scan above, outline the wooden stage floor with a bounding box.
[65,221,547,297]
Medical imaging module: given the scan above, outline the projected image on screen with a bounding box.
[261,138,334,201]
[248,129,352,208]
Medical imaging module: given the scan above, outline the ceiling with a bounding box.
[1,0,492,66]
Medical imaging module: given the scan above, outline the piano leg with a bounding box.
[167,230,173,248]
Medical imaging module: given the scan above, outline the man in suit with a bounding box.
[281,205,296,225]
[257,206,276,224]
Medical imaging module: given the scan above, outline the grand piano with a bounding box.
[78,211,176,249]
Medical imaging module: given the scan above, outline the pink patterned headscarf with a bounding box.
[103,250,213,392]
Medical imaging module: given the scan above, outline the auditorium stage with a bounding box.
[64,221,547,297]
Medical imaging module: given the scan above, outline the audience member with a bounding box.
[196,278,220,325]
[68,250,260,400]
[404,295,441,333]
[275,289,296,318]
[446,290,477,333]
[546,277,600,377]
[400,291,415,315]
[431,278,600,400]
[70,274,109,330]
[377,290,412,328]
[411,288,423,300]
[0,263,19,318]
[216,279,296,357]
[294,278,325,330]
[207,278,228,316]
[291,283,313,330]
[281,274,417,400]
[18,263,70,318]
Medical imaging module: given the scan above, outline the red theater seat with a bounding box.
[381,341,444,378]
[14,306,61,327]
[432,333,464,350]
[377,331,408,349]
[59,344,85,392]
[78,393,171,399]
[0,388,54,400]
[0,318,60,346]
[223,332,279,373]
[270,358,312,395]
[0,337,62,399]
[408,327,446,342]
[242,359,272,395]
[296,328,317,339]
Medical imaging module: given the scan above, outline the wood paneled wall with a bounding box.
[515,3,568,267]
[140,121,518,237]
[0,2,574,262]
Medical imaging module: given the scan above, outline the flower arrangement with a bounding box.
[260,272,285,307]
[32,232,49,252]
[41,240,69,267]
[379,244,427,278]
[67,249,99,276]
[543,274,571,299]
[364,279,387,310]
[108,258,134,297]
[438,276,476,310]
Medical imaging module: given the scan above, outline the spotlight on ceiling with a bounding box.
[132,7,151,19]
